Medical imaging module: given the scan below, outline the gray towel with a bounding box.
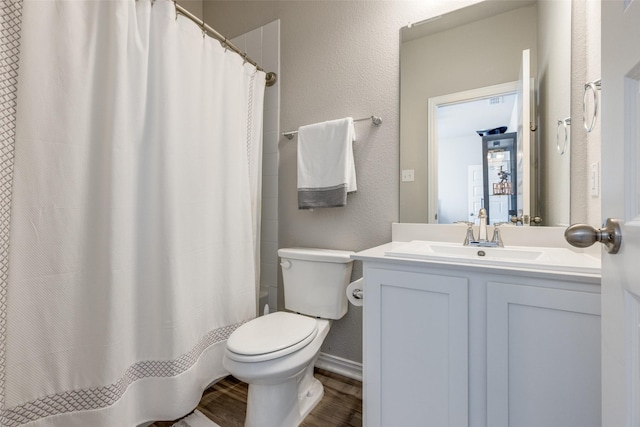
[298,183,349,209]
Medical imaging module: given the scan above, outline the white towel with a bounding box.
[171,410,221,427]
[297,117,357,209]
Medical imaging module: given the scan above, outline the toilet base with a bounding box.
[244,362,324,427]
[224,318,332,427]
[297,366,324,422]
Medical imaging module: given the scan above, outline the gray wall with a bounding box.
[570,0,601,227]
[203,1,480,363]
[176,0,203,19]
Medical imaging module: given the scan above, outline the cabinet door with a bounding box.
[486,282,601,427]
[364,268,469,427]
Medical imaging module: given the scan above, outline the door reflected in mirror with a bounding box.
[433,87,520,225]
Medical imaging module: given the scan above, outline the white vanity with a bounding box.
[353,224,601,427]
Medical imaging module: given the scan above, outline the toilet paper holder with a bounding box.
[347,277,364,304]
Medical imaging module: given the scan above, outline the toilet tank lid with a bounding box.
[278,247,355,263]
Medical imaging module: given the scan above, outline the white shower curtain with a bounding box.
[1,1,265,425]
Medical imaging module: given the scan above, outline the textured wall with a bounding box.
[584,1,601,227]
[176,0,203,19]
[203,0,479,363]
[570,0,601,227]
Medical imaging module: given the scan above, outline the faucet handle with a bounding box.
[491,223,505,247]
[454,221,475,245]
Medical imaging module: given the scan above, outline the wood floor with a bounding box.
[151,368,363,427]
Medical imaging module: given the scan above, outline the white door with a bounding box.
[468,165,483,223]
[516,49,532,223]
[601,1,640,425]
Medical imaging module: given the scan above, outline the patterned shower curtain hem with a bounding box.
[0,321,247,427]
[0,0,23,413]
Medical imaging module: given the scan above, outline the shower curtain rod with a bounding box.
[173,1,278,87]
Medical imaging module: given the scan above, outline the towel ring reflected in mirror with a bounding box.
[557,117,571,155]
[583,79,601,133]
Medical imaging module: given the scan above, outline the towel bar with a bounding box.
[283,115,382,140]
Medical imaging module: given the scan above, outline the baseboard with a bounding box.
[315,352,363,382]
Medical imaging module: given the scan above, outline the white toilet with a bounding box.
[223,247,355,427]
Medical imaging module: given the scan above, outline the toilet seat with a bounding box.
[226,312,318,363]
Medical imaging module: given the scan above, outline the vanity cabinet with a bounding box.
[486,281,601,427]
[357,252,601,427]
[364,268,469,427]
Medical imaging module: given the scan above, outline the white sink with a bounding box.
[384,240,600,274]
[426,243,543,260]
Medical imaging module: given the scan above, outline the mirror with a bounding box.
[400,0,572,226]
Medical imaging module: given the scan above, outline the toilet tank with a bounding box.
[278,248,355,319]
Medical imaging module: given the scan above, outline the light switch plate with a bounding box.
[590,162,600,197]
[402,169,415,182]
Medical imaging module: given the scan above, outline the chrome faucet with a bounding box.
[457,212,504,247]
[477,208,488,243]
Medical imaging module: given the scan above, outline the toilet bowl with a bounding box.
[223,248,355,427]
[224,312,330,427]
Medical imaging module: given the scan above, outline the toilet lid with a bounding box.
[227,312,318,359]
